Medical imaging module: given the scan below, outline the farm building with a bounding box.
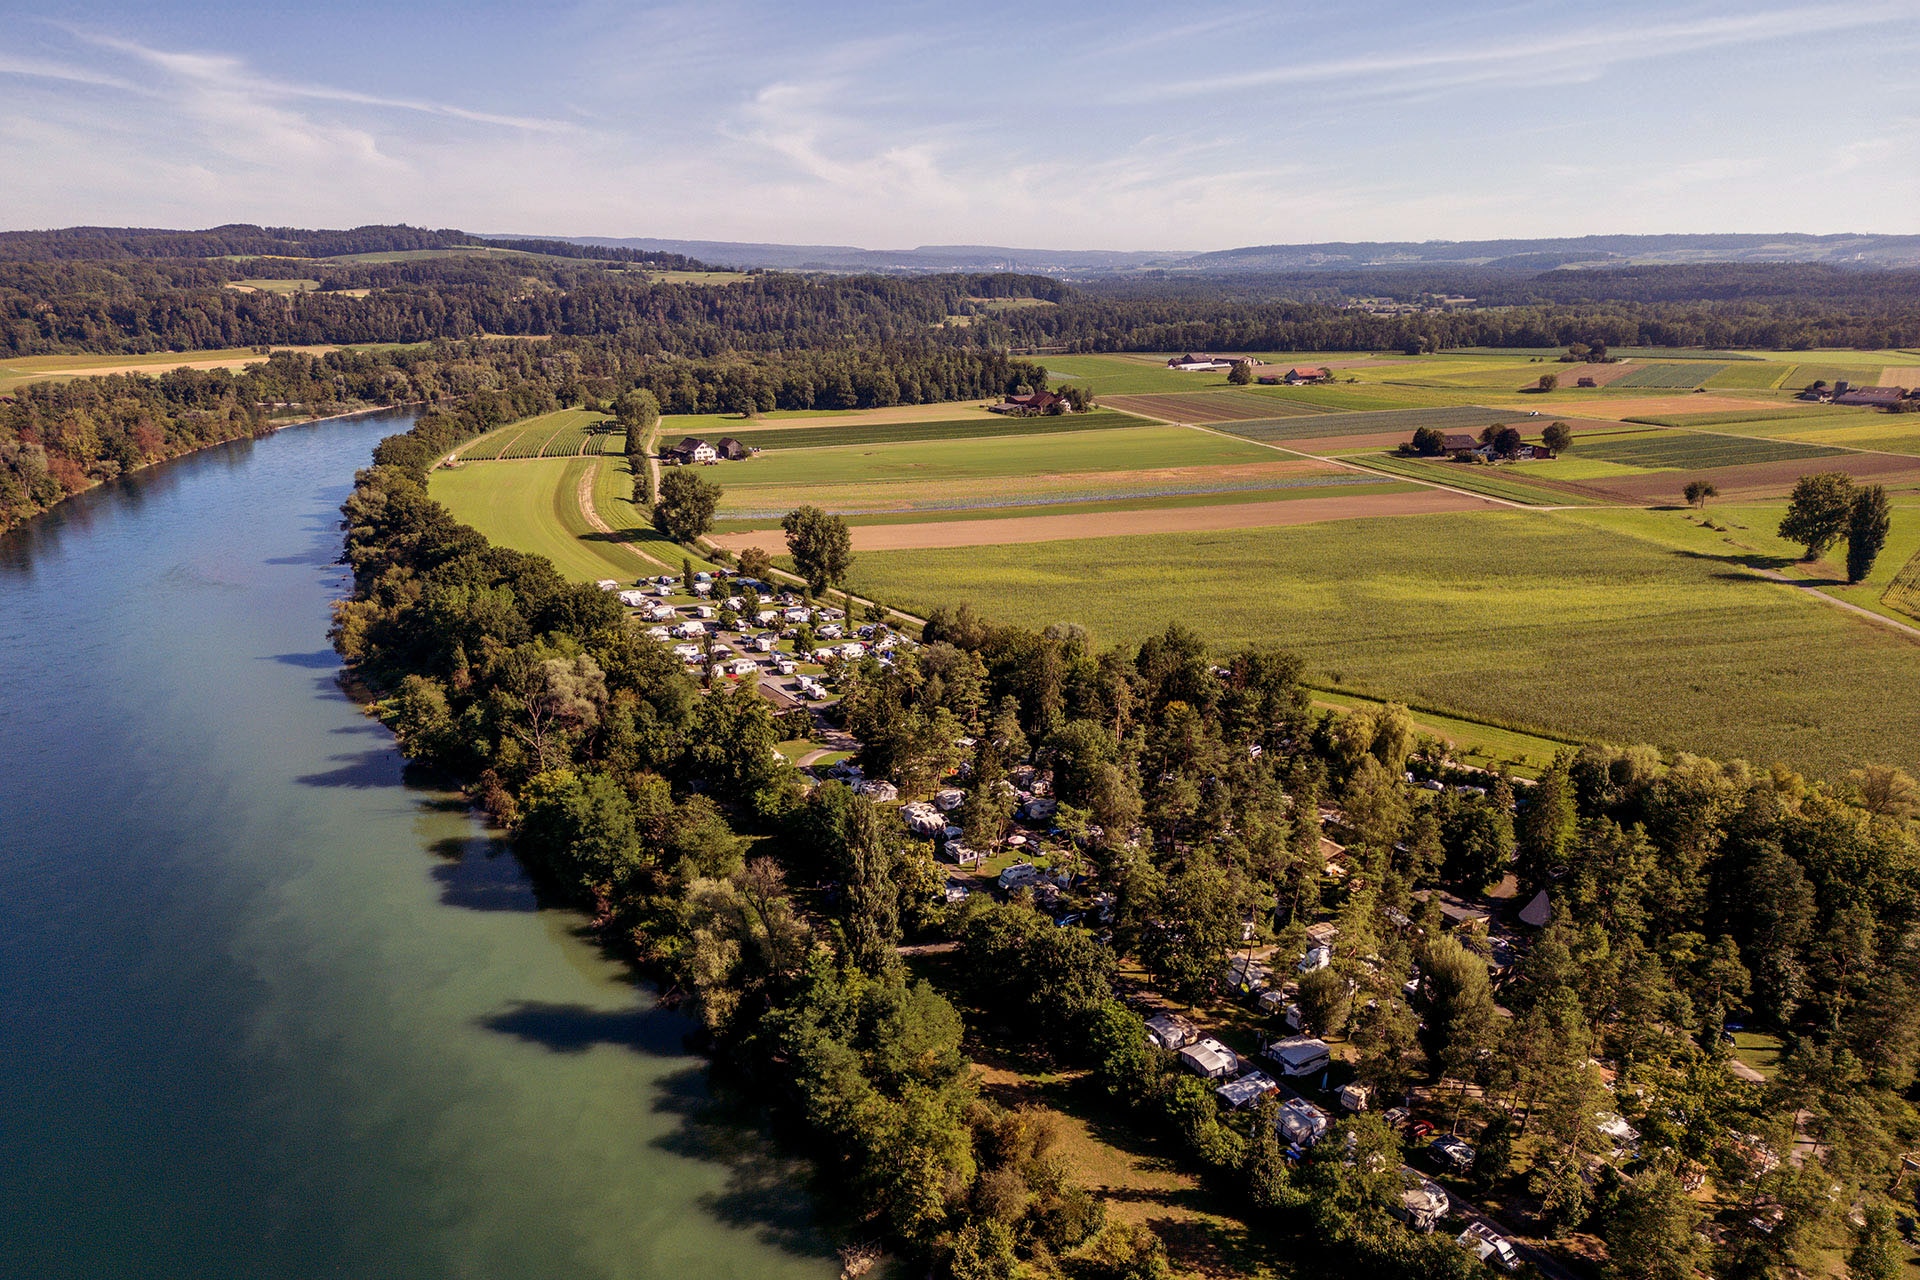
[1263,1035,1332,1077]
[1441,434,1480,456]
[1281,366,1332,384]
[1178,1038,1240,1080]
[1835,386,1909,407]
[990,389,1070,414]
[715,436,751,460]
[1167,353,1233,371]
[1145,1012,1199,1051]
[662,437,717,465]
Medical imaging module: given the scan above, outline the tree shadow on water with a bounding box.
[294,746,400,788]
[429,838,536,912]
[650,1065,837,1262]
[479,998,692,1058]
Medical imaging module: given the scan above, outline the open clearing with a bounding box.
[720,489,1498,553]
[842,511,1920,775]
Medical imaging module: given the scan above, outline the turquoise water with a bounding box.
[0,413,834,1280]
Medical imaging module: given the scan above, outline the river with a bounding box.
[0,413,836,1280]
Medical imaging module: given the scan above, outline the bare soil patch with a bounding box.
[1880,366,1920,388]
[714,489,1498,553]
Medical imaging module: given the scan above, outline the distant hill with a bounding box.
[526,231,1920,275]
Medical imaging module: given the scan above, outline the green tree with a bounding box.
[1536,372,1559,392]
[1683,479,1717,509]
[1602,1169,1705,1280]
[736,544,774,581]
[1848,1201,1903,1280]
[654,468,721,543]
[783,504,853,592]
[1846,484,1891,583]
[1542,421,1572,452]
[1409,426,1447,456]
[1227,360,1253,385]
[1778,471,1856,559]
[1297,965,1352,1036]
[615,388,660,456]
[1517,751,1577,891]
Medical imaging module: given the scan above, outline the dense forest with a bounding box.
[6,225,1920,357]
[331,394,1920,1280]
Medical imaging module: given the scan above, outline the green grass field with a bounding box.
[723,409,1146,451]
[431,454,719,582]
[1703,363,1793,390]
[717,425,1268,491]
[842,510,1920,775]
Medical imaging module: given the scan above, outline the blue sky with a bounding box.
[3,0,1917,249]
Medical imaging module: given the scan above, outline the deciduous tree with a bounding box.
[1778,471,1855,559]
[654,468,721,542]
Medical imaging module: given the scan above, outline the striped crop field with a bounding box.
[536,412,615,458]
[1703,363,1793,390]
[459,424,534,460]
[1882,546,1920,621]
[1610,363,1727,390]
[723,409,1147,452]
[1211,405,1513,443]
[1575,429,1844,470]
[1100,392,1333,422]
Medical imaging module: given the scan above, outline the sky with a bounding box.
[3,0,1918,250]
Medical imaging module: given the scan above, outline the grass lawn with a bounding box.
[725,408,1147,451]
[1729,1031,1784,1079]
[717,425,1268,491]
[843,509,1920,776]
[430,454,720,583]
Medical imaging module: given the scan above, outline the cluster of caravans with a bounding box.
[596,568,916,692]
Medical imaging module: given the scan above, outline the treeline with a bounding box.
[0,337,1040,531]
[0,223,704,267]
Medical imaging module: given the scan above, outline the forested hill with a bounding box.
[0,223,707,267]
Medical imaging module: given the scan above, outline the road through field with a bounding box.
[711,489,1500,553]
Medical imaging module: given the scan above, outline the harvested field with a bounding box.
[1212,405,1511,443]
[1100,392,1330,422]
[1883,367,1920,388]
[1587,453,1920,503]
[715,489,1498,553]
[1583,394,1799,419]
[725,409,1145,451]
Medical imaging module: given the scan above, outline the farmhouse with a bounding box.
[715,436,752,460]
[1281,366,1332,385]
[662,436,717,465]
[1834,386,1909,408]
[1167,353,1234,371]
[1440,433,1480,456]
[990,389,1070,415]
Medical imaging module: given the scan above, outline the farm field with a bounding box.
[715,425,1270,490]
[452,408,616,460]
[708,480,1421,532]
[1609,362,1727,389]
[729,488,1499,553]
[714,458,1376,521]
[1100,392,1333,422]
[659,402,1002,435]
[1573,429,1844,470]
[1210,405,1514,444]
[724,409,1146,451]
[1703,362,1794,390]
[840,510,1920,775]
[1353,453,1608,505]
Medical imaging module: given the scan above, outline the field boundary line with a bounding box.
[1751,568,1920,641]
[576,458,675,574]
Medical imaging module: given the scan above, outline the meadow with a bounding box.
[1212,405,1512,443]
[1571,429,1844,470]
[840,509,1920,775]
[1610,362,1726,389]
[1351,453,1605,505]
